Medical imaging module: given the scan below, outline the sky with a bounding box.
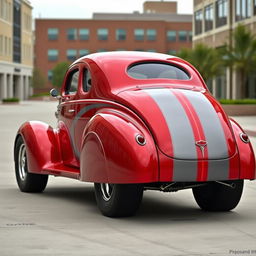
[29,0,193,19]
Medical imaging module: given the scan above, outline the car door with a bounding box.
[58,65,81,168]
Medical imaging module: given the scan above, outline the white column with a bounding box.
[8,74,13,98]
[24,76,29,100]
[0,73,8,100]
[18,75,24,100]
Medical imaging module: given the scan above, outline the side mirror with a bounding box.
[50,88,59,98]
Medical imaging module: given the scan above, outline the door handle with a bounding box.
[68,109,75,113]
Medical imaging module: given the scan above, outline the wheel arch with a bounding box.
[15,121,61,174]
[229,118,255,179]
[80,110,159,184]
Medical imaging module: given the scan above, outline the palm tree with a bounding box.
[178,43,223,83]
[221,24,256,98]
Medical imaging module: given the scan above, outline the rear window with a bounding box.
[127,62,190,80]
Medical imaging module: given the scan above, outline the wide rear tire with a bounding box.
[14,136,48,193]
[193,180,244,211]
[94,183,143,217]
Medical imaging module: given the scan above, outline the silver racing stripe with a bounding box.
[70,103,112,159]
[180,90,229,180]
[144,88,198,181]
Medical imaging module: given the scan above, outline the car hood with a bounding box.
[117,88,237,160]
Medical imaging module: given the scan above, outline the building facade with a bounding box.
[34,1,192,91]
[193,0,256,99]
[0,0,33,101]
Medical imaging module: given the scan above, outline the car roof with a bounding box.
[72,51,205,95]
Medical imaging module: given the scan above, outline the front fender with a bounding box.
[80,112,158,183]
[230,118,255,179]
[15,121,61,174]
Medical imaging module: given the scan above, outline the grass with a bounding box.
[219,99,256,104]
[2,98,20,103]
[30,92,50,98]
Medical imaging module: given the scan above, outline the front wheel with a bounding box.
[192,180,244,211]
[14,136,48,193]
[94,183,143,217]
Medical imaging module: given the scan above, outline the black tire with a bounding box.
[94,183,143,217]
[193,180,244,211]
[14,136,48,193]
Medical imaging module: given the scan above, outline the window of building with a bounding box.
[116,29,126,40]
[48,28,58,40]
[188,31,193,41]
[216,73,227,99]
[168,50,177,55]
[128,62,190,80]
[67,28,77,40]
[13,0,21,63]
[67,49,77,61]
[65,69,79,95]
[146,29,156,41]
[134,29,144,41]
[79,49,89,57]
[205,4,213,31]
[97,28,108,40]
[216,0,228,28]
[97,49,107,52]
[79,29,89,40]
[195,9,203,35]
[48,49,58,61]
[236,0,251,21]
[178,31,187,41]
[166,30,176,41]
[48,70,53,81]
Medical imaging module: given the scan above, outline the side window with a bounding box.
[83,68,92,92]
[65,69,79,95]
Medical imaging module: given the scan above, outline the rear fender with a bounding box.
[80,111,158,183]
[15,121,61,174]
[230,118,255,179]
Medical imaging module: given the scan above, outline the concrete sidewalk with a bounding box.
[232,116,256,137]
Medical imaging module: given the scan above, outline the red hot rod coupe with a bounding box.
[14,51,255,217]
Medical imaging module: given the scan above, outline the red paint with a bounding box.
[172,90,208,181]
[15,52,255,184]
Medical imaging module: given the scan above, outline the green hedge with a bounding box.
[219,99,256,104]
[2,98,20,103]
[30,92,50,98]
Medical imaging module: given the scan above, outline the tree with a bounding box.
[221,24,256,98]
[178,43,224,82]
[31,67,46,89]
[52,62,70,88]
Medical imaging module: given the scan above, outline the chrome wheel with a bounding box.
[100,183,113,201]
[18,143,27,181]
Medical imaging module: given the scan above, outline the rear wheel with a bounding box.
[14,136,48,193]
[193,180,244,211]
[94,183,143,217]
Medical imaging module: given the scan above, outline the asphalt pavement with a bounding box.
[0,100,256,256]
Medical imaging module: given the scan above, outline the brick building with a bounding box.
[34,1,192,91]
[0,0,33,100]
[193,0,256,99]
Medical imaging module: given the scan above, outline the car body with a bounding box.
[14,51,255,217]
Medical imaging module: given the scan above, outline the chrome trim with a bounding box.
[18,143,27,181]
[239,133,250,143]
[135,134,146,146]
[100,183,114,201]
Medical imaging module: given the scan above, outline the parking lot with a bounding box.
[0,100,256,256]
